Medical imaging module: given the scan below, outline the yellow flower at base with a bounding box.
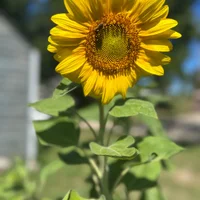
[48,0,181,104]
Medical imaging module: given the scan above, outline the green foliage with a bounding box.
[109,99,158,119]
[129,162,162,182]
[63,190,105,200]
[33,117,80,148]
[29,78,77,117]
[90,136,138,159]
[59,147,88,165]
[53,78,78,99]
[30,95,75,117]
[0,158,62,200]
[140,186,166,200]
[138,136,184,162]
[0,158,34,200]
[29,77,184,200]
[1,0,190,198]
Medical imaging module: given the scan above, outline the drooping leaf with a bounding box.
[123,173,157,191]
[29,95,75,116]
[59,147,88,165]
[108,160,127,190]
[122,137,183,191]
[122,162,160,191]
[109,99,158,118]
[62,190,105,200]
[33,117,80,148]
[129,162,162,181]
[90,136,139,159]
[53,78,78,99]
[140,186,166,200]
[138,136,184,162]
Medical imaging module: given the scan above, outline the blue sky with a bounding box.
[183,39,200,75]
[26,0,49,17]
[183,0,200,76]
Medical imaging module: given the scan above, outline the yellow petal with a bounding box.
[54,47,74,62]
[140,29,182,40]
[141,39,173,52]
[167,31,182,39]
[150,5,169,22]
[102,0,111,14]
[102,77,116,104]
[65,67,82,83]
[88,0,104,20]
[83,70,98,96]
[64,0,93,22]
[110,0,126,13]
[116,75,131,98]
[128,0,142,19]
[48,36,83,47]
[51,13,90,33]
[93,74,104,97]
[135,52,164,76]
[50,26,86,38]
[142,50,171,65]
[137,0,166,23]
[79,62,93,82]
[47,44,58,53]
[56,47,86,75]
[123,0,137,12]
[139,19,178,37]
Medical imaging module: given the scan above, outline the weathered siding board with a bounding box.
[0,13,39,160]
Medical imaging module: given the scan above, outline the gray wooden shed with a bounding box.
[0,12,40,164]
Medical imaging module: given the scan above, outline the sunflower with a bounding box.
[48,0,181,104]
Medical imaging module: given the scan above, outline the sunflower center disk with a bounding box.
[85,15,140,76]
[95,25,129,61]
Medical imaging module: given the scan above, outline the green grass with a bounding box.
[160,146,200,200]
[38,145,200,200]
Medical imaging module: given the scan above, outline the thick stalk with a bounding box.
[98,102,105,145]
[98,102,112,200]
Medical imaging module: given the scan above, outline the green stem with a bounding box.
[98,102,113,200]
[88,157,102,180]
[98,102,105,145]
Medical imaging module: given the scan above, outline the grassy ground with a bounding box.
[39,145,200,200]
[160,146,200,200]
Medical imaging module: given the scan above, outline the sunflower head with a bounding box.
[48,0,181,104]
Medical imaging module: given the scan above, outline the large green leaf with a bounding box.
[33,117,80,147]
[138,136,184,162]
[63,190,105,200]
[30,95,75,116]
[53,78,78,99]
[109,99,158,118]
[90,136,138,159]
[122,136,183,191]
[140,186,166,200]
